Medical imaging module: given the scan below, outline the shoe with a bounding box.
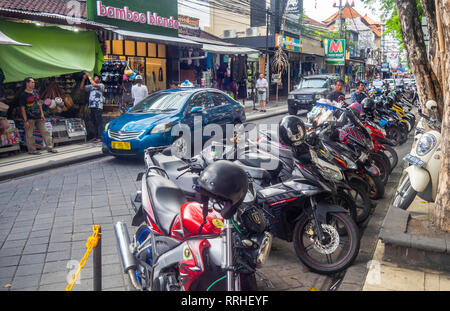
[95,138,102,142]
[89,138,97,142]
[28,150,41,155]
[47,148,58,153]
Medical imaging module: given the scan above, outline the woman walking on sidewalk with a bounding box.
[256,73,268,112]
[19,77,57,155]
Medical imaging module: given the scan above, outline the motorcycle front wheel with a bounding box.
[346,181,372,224]
[370,152,391,185]
[363,174,385,200]
[382,145,398,173]
[392,174,417,210]
[293,212,360,274]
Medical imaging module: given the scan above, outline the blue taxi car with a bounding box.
[102,88,246,158]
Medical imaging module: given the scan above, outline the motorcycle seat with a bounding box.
[234,160,272,185]
[146,174,187,235]
[238,152,283,180]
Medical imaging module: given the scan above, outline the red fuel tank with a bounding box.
[170,202,223,240]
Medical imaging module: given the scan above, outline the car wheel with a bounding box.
[288,105,297,115]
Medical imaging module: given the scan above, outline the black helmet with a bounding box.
[279,115,306,147]
[362,98,375,112]
[197,160,248,219]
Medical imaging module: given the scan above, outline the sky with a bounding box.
[178,0,383,29]
[303,0,382,23]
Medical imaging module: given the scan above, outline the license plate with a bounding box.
[111,141,131,150]
[403,154,424,167]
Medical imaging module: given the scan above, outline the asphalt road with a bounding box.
[0,111,410,291]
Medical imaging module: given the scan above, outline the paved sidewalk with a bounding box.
[363,240,450,291]
[0,102,288,182]
[0,142,104,182]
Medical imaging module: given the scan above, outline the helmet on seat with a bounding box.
[278,115,306,147]
[197,160,248,219]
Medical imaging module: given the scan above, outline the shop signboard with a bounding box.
[86,0,179,37]
[275,34,302,52]
[324,39,345,66]
[381,62,389,72]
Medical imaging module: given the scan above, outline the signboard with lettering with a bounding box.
[86,0,179,37]
[324,39,345,66]
[275,34,302,52]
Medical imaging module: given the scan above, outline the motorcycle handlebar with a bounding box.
[177,164,191,171]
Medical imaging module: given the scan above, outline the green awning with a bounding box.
[0,20,104,83]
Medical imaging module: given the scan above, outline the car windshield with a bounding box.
[297,79,328,89]
[128,92,190,113]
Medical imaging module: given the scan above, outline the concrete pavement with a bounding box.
[0,101,288,182]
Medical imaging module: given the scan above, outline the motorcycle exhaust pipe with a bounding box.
[114,222,138,274]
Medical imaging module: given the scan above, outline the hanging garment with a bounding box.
[158,67,163,82]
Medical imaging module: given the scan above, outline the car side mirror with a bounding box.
[190,106,203,114]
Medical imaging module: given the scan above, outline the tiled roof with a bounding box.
[370,26,382,37]
[323,6,362,24]
[362,14,380,26]
[0,0,87,18]
[304,17,328,29]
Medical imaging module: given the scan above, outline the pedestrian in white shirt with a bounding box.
[131,75,148,107]
[256,73,268,112]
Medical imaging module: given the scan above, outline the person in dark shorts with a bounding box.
[19,77,57,155]
[80,72,105,142]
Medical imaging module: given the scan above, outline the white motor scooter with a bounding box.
[392,100,441,210]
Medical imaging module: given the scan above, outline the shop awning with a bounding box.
[201,43,259,55]
[113,29,201,48]
[0,20,104,83]
[0,31,31,46]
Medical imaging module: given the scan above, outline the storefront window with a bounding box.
[146,58,166,93]
[148,43,157,58]
[125,40,136,56]
[158,44,166,58]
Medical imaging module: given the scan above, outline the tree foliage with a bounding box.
[360,0,423,51]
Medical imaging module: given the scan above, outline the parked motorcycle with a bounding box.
[114,160,273,291]
[392,100,441,210]
[145,119,362,275]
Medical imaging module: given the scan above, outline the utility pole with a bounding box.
[298,0,303,85]
[265,8,270,78]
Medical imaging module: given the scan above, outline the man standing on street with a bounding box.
[350,81,368,104]
[327,79,345,102]
[81,72,105,142]
[131,75,148,107]
[19,77,57,155]
[256,73,268,112]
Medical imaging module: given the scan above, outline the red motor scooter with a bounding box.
[114,160,272,291]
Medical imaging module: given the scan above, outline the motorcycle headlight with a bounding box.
[341,154,357,169]
[416,133,436,156]
[321,166,344,181]
[288,94,295,100]
[150,122,172,134]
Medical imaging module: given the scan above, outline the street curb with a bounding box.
[0,151,107,182]
[246,107,288,122]
[336,133,415,291]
